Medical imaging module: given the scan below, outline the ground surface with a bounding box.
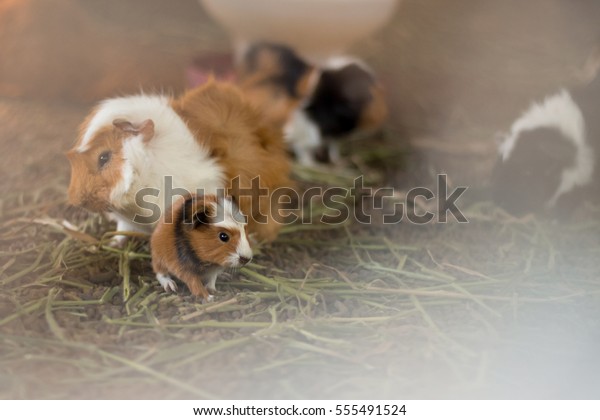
[1,0,599,399]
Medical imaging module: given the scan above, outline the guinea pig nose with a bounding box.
[238,256,252,266]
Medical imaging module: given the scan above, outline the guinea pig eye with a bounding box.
[98,151,112,169]
[218,232,229,243]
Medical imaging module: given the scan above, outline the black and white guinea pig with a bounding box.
[151,194,252,302]
[290,57,388,165]
[238,43,388,166]
[491,75,599,216]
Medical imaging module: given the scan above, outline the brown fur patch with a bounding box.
[66,123,128,212]
[359,83,389,131]
[237,46,282,81]
[236,45,316,129]
[239,73,302,128]
[239,68,319,129]
[171,81,294,242]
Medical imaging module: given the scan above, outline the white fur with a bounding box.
[212,220,240,232]
[327,141,342,164]
[156,273,178,293]
[322,55,373,75]
[214,197,252,266]
[213,197,246,231]
[284,109,323,166]
[206,270,219,292]
[78,94,226,228]
[237,239,252,258]
[105,211,152,248]
[206,197,253,267]
[498,89,595,205]
[234,229,253,262]
[109,141,136,205]
[79,96,166,152]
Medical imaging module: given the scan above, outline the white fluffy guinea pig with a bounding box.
[151,194,252,302]
[66,81,292,245]
[491,75,599,216]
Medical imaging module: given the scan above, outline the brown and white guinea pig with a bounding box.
[66,80,292,246]
[491,74,599,216]
[238,43,388,166]
[151,194,252,302]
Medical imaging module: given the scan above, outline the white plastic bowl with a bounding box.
[200,0,399,63]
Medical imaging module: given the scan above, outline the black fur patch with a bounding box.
[244,43,311,98]
[174,197,212,272]
[491,127,577,215]
[304,63,375,137]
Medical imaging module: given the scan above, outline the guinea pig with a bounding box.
[66,80,292,246]
[491,75,599,216]
[238,43,388,166]
[296,56,388,165]
[151,194,252,302]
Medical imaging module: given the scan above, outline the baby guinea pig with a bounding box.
[151,194,252,302]
[238,43,388,166]
[297,57,388,165]
[491,74,599,216]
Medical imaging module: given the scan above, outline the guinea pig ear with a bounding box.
[297,67,320,98]
[191,203,217,230]
[113,118,155,143]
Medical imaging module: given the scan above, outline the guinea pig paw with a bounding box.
[202,294,215,304]
[156,273,178,293]
[163,281,178,293]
